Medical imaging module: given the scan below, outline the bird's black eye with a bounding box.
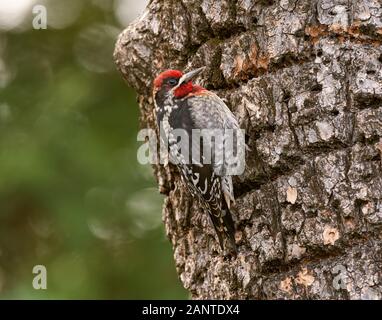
[168,78,178,86]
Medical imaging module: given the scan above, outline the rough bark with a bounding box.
[114,0,382,299]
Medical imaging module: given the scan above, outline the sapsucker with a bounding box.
[153,67,245,252]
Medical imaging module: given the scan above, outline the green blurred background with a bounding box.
[0,0,187,299]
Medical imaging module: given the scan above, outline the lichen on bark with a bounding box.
[114,0,382,299]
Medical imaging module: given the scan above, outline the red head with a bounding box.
[153,67,205,100]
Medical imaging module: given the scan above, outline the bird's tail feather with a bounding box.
[208,202,237,253]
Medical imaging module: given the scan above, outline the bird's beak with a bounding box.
[179,67,205,85]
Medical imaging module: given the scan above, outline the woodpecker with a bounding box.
[153,67,245,252]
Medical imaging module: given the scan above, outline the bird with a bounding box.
[152,67,245,253]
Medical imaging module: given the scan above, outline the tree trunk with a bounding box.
[114,0,382,299]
